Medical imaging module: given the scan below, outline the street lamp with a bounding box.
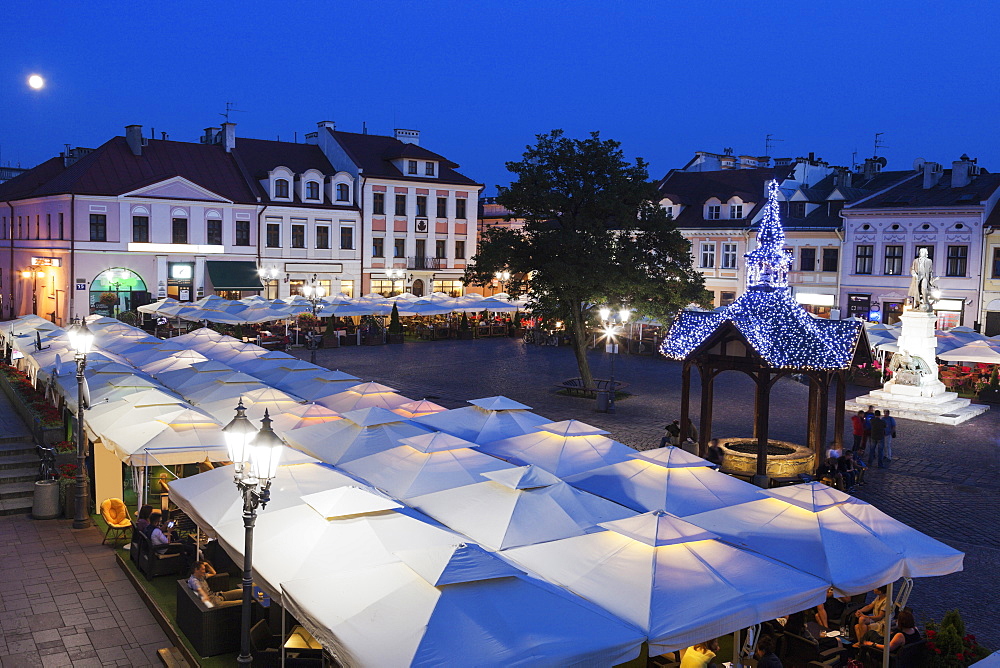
[258,266,280,300]
[598,306,630,414]
[494,270,511,293]
[386,268,405,296]
[300,275,325,364]
[223,402,284,666]
[66,319,94,529]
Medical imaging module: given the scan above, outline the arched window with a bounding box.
[274,179,290,198]
[306,181,320,200]
[336,183,350,202]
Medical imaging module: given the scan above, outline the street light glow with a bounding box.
[28,74,44,89]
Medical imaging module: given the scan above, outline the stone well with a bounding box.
[716,438,815,478]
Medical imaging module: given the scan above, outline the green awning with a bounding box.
[206,261,264,291]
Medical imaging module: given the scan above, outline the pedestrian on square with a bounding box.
[861,405,875,451]
[851,411,865,452]
[661,419,681,447]
[868,410,887,469]
[882,409,897,462]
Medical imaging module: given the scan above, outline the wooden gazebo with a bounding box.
[660,181,871,483]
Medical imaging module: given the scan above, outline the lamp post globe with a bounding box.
[67,319,94,529]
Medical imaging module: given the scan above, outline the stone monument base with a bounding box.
[845,389,988,425]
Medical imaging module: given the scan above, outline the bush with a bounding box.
[925,609,991,667]
[388,303,403,335]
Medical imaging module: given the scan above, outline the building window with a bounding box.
[946,245,968,277]
[664,206,674,218]
[207,219,222,246]
[274,178,289,198]
[455,240,465,260]
[373,192,385,215]
[370,279,395,297]
[720,291,736,306]
[884,245,904,275]
[306,181,320,200]
[340,280,354,298]
[408,160,418,174]
[336,183,349,202]
[90,214,107,242]
[426,162,435,176]
[416,196,428,217]
[340,226,354,250]
[291,224,305,248]
[915,245,935,261]
[172,218,188,245]
[700,242,716,268]
[993,248,1000,279]
[266,223,281,247]
[437,197,448,218]
[707,205,721,220]
[45,214,51,240]
[855,245,874,274]
[395,194,407,216]
[58,213,64,240]
[235,220,251,246]
[132,216,149,243]
[372,237,384,257]
[789,202,806,218]
[435,240,447,259]
[822,247,839,272]
[394,238,405,258]
[721,243,738,269]
[730,204,743,219]
[456,198,467,219]
[316,226,330,249]
[799,247,816,272]
[434,279,463,297]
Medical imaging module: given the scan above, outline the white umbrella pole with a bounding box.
[882,580,893,668]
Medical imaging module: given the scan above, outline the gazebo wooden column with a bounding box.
[698,365,714,458]
[754,369,771,478]
[679,360,692,445]
[817,373,831,456]
[833,370,847,451]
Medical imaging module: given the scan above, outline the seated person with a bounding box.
[853,587,888,645]
[680,638,719,668]
[134,504,153,533]
[838,453,857,490]
[816,458,843,489]
[187,560,242,608]
[815,587,851,630]
[146,511,196,566]
[754,635,782,668]
[858,610,921,656]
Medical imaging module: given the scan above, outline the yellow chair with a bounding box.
[100,498,132,547]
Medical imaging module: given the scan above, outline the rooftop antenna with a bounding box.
[851,149,859,170]
[874,132,886,157]
[765,133,783,157]
[363,121,367,135]
[219,101,246,123]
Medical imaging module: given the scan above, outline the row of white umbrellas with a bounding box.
[865,322,1000,363]
[138,292,526,324]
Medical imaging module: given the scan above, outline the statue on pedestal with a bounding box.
[908,248,937,312]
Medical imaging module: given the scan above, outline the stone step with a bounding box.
[0,465,38,484]
[866,389,963,406]
[0,496,34,515]
[0,444,35,457]
[0,453,38,470]
[852,396,973,415]
[0,481,36,499]
[0,433,31,445]
[846,397,990,425]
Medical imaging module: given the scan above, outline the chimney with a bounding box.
[125,125,143,156]
[922,161,943,189]
[394,128,420,145]
[201,127,219,144]
[951,154,977,188]
[833,166,852,188]
[862,157,884,181]
[221,122,236,153]
[317,120,335,131]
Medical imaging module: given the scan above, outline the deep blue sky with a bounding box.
[4,1,999,195]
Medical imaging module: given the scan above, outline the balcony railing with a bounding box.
[407,256,446,270]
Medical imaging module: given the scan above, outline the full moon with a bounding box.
[28,74,44,89]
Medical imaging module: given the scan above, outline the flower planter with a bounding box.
[977,389,1000,404]
[387,333,405,345]
[458,330,474,341]
[0,370,64,444]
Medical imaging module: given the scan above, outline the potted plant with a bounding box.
[58,463,89,519]
[99,291,119,307]
[53,440,76,467]
[978,366,1000,403]
[387,303,405,344]
[458,312,474,340]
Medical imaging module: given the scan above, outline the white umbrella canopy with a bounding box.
[168,327,227,346]
[279,547,645,668]
[315,381,411,412]
[84,388,189,437]
[341,433,515,500]
[140,349,210,375]
[636,445,717,468]
[407,465,635,551]
[284,407,433,465]
[414,398,549,445]
[137,297,181,314]
[269,403,341,434]
[564,457,764,517]
[201,386,303,422]
[155,360,235,393]
[184,374,270,405]
[480,419,639,478]
[504,510,830,655]
[101,406,227,465]
[250,361,325,387]
[937,340,1000,363]
[684,482,965,595]
[392,398,448,419]
[396,300,456,316]
[288,370,362,401]
[88,375,162,404]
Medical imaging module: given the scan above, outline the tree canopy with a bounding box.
[466,130,708,387]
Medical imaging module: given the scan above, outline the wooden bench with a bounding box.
[556,378,628,397]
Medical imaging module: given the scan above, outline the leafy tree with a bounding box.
[466,130,707,388]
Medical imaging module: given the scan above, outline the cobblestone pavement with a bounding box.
[307,338,999,648]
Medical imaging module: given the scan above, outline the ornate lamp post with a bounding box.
[300,275,325,364]
[598,306,630,414]
[494,270,511,293]
[66,319,94,528]
[223,401,284,666]
[257,266,279,300]
[386,267,405,296]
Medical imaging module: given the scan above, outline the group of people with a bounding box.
[851,406,898,469]
[815,448,864,492]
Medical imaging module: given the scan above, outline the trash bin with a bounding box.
[596,390,610,412]
[32,480,60,519]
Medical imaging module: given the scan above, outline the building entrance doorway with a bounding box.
[89,268,149,316]
[411,279,425,297]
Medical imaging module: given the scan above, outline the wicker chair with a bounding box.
[100,498,132,547]
[135,531,186,581]
[176,579,242,657]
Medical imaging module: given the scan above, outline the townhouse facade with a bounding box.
[0,122,481,324]
[840,156,1000,329]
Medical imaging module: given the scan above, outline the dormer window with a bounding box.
[336,183,350,202]
[730,204,743,219]
[274,178,290,199]
[306,181,320,200]
[707,205,721,220]
[408,160,418,175]
[425,162,435,176]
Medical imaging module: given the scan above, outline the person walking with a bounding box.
[882,409,896,462]
[861,405,875,451]
[851,410,865,452]
[867,410,887,469]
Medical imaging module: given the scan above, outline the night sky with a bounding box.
[4,1,999,194]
